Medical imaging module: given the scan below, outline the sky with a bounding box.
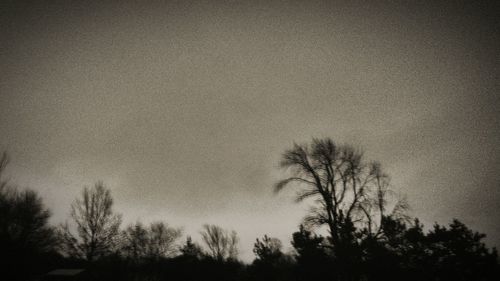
[1,0,499,262]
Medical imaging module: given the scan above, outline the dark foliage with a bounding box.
[0,148,498,281]
[0,152,60,280]
[249,235,294,281]
[291,225,334,281]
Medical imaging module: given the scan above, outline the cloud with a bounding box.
[1,0,499,261]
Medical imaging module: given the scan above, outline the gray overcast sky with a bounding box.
[1,0,499,261]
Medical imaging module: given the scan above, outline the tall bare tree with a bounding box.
[275,138,407,246]
[59,182,122,261]
[200,224,239,261]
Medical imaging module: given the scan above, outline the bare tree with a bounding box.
[275,138,407,246]
[200,224,239,261]
[122,221,182,261]
[59,182,122,261]
[122,221,148,260]
[146,221,182,259]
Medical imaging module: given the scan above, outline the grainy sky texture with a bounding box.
[1,0,499,261]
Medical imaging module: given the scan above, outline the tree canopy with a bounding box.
[59,182,122,261]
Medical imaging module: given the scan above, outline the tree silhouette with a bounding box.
[0,152,59,280]
[200,224,239,261]
[0,142,498,281]
[360,217,499,281]
[121,221,148,261]
[291,225,333,281]
[146,221,182,259]
[250,235,293,281]
[275,138,408,266]
[122,221,182,262]
[180,236,204,259]
[59,182,122,262]
[253,235,284,262]
[425,219,498,281]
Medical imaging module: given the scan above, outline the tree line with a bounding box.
[0,138,498,281]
